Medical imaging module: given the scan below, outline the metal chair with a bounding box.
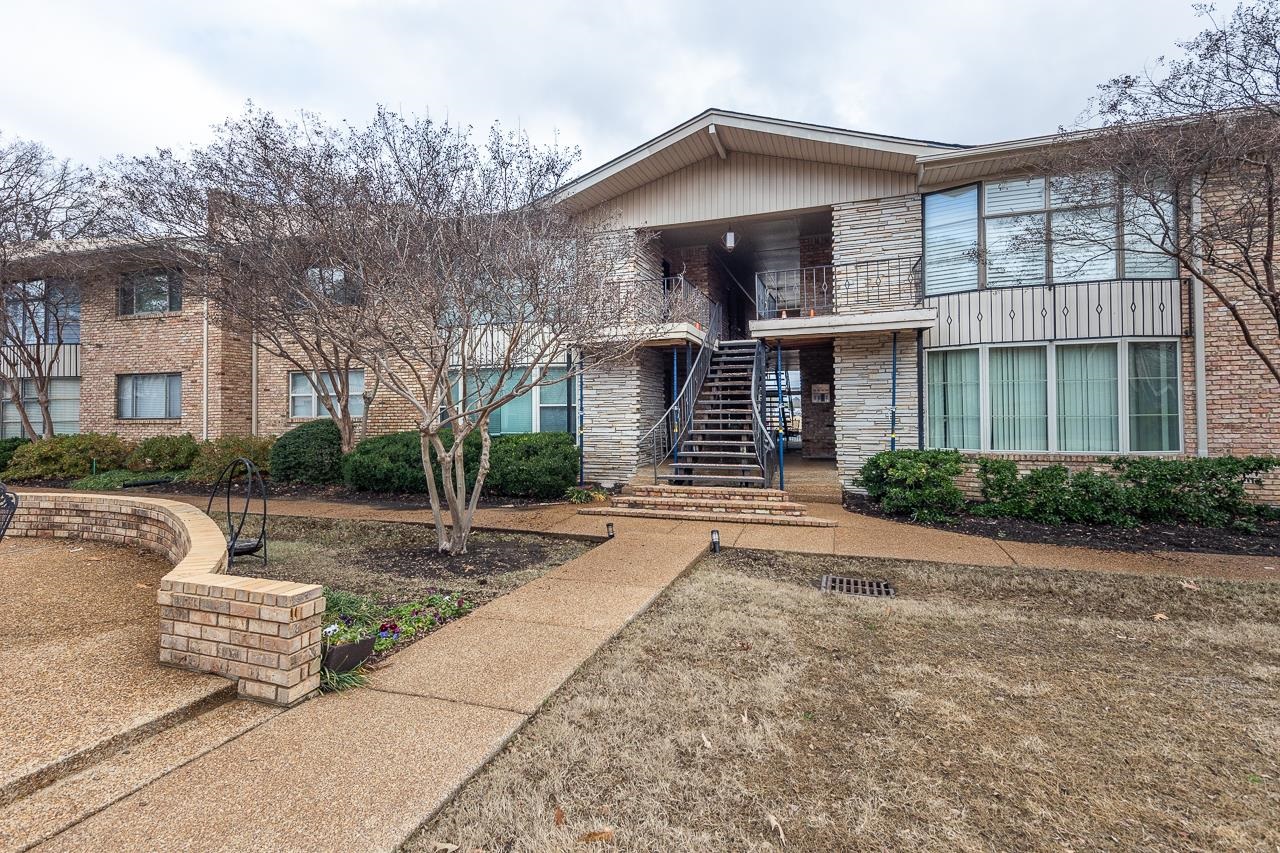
[206,457,267,568]
[0,483,17,541]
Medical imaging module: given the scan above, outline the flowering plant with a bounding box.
[320,588,474,655]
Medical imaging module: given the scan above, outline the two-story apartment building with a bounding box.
[5,109,1278,501]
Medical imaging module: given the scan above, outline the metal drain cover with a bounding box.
[820,575,896,598]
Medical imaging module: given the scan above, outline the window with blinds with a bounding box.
[922,185,979,294]
[289,370,366,419]
[0,378,80,438]
[117,373,182,419]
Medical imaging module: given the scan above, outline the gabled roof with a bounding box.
[558,108,966,211]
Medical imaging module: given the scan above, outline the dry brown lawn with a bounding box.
[411,550,1280,852]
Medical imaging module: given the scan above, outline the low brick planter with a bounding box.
[11,492,322,706]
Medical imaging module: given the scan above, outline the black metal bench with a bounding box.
[206,457,268,568]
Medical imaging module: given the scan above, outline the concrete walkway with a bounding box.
[22,490,1279,851]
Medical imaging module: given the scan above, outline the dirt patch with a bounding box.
[845,492,1280,557]
[225,515,591,605]
[411,549,1280,852]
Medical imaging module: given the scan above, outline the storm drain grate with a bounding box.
[820,575,896,598]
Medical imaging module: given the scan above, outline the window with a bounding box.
[302,266,360,306]
[1,378,80,438]
[119,270,182,315]
[1056,343,1118,451]
[923,177,1176,289]
[289,369,366,419]
[989,346,1048,451]
[450,366,576,435]
[1129,342,1180,451]
[922,184,979,294]
[537,366,575,433]
[927,349,979,450]
[926,339,1180,454]
[117,373,181,419]
[4,280,80,344]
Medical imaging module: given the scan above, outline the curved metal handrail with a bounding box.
[637,306,722,479]
[749,341,778,489]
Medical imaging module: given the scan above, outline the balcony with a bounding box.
[594,274,719,347]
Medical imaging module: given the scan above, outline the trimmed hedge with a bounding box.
[859,450,1279,529]
[859,449,966,523]
[186,435,276,483]
[270,420,343,484]
[342,429,578,499]
[3,433,131,481]
[0,437,30,473]
[485,432,579,499]
[126,433,200,473]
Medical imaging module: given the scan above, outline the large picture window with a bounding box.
[925,339,1180,454]
[923,178,1177,290]
[117,373,181,419]
[1,378,80,438]
[450,366,576,435]
[4,280,80,344]
[289,369,366,419]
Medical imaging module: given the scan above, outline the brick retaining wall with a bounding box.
[11,493,322,706]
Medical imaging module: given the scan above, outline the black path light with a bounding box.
[606,522,615,539]
[711,529,721,554]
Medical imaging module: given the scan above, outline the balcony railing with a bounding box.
[754,255,922,320]
[922,277,1189,348]
[614,274,714,329]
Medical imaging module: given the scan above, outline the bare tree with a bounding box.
[0,136,100,437]
[106,108,376,451]
[1033,0,1280,386]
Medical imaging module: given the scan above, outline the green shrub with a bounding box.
[1111,456,1279,527]
[859,449,966,523]
[486,433,580,499]
[3,433,131,481]
[270,420,344,484]
[186,435,275,483]
[125,433,199,473]
[70,468,182,491]
[0,437,31,472]
[343,429,484,495]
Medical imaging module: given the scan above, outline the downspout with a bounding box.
[250,330,259,435]
[889,331,899,450]
[1191,176,1208,456]
[577,353,585,486]
[916,330,924,450]
[202,297,209,440]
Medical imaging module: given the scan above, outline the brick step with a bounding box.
[660,473,766,486]
[578,506,836,527]
[632,484,790,500]
[0,693,278,850]
[611,495,809,515]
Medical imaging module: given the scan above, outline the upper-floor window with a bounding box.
[302,266,360,306]
[119,270,182,316]
[4,279,80,344]
[922,178,1178,295]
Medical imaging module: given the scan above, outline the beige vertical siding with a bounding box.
[586,153,916,229]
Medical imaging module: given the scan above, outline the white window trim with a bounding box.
[288,369,366,420]
[926,337,1183,455]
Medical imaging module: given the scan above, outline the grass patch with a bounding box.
[412,550,1280,851]
[70,469,185,491]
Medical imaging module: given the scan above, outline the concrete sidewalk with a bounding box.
[35,529,711,852]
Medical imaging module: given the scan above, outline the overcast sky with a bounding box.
[2,0,1218,173]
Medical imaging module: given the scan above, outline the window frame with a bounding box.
[116,372,182,420]
[920,179,1179,294]
[287,369,367,420]
[443,365,578,436]
[923,337,1182,455]
[119,270,183,317]
[4,279,81,344]
[0,377,80,438]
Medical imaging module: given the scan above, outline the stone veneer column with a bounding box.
[581,348,666,487]
[833,333,919,491]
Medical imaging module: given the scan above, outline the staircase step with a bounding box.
[675,450,757,459]
[632,484,790,500]
[611,495,810,515]
[660,473,767,486]
[578,506,836,527]
[0,698,278,850]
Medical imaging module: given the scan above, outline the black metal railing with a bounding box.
[755,255,922,320]
[750,341,778,488]
[638,306,722,476]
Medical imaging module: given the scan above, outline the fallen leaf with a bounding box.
[578,829,614,843]
[1179,580,1200,591]
[1152,613,1169,621]
[767,813,787,845]
[431,843,459,852]
[554,805,566,826]
[135,583,150,589]
[701,733,712,749]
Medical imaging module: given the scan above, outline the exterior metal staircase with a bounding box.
[666,339,764,486]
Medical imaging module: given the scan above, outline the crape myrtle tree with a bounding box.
[0,135,100,438]
[333,110,663,554]
[107,108,377,452]
[1029,0,1280,387]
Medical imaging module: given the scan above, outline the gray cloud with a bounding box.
[0,0,1214,172]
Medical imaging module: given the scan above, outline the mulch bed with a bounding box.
[351,538,560,585]
[843,493,1280,557]
[138,477,553,509]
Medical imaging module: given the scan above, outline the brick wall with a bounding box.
[834,332,919,490]
[11,492,322,706]
[799,345,835,459]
